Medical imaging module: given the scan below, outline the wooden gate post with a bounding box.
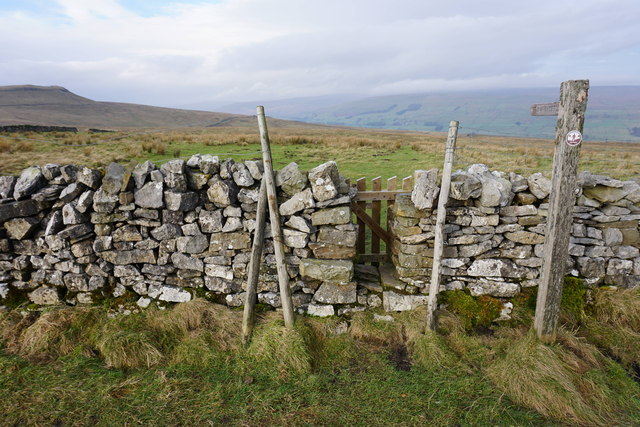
[425,120,459,331]
[534,80,589,342]
[256,106,296,329]
[242,179,268,345]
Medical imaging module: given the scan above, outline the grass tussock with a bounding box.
[243,315,313,380]
[580,288,640,371]
[486,328,633,426]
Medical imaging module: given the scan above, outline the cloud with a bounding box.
[0,0,639,107]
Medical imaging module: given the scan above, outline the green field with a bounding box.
[1,285,640,426]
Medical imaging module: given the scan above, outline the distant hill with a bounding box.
[221,86,640,142]
[0,85,304,129]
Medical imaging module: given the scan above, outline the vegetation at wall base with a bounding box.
[1,289,640,426]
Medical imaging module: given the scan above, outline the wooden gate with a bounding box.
[351,175,413,265]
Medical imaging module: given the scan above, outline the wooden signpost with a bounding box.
[425,120,459,331]
[533,80,589,342]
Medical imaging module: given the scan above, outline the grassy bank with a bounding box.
[1,286,639,426]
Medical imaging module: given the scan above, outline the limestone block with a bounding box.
[4,217,39,240]
[308,161,340,202]
[411,169,440,210]
[469,279,520,297]
[383,291,428,312]
[300,259,353,283]
[313,282,357,304]
[279,189,316,216]
[311,206,351,226]
[527,173,551,200]
[13,166,45,200]
[307,303,335,317]
[449,172,481,200]
[28,286,60,305]
[276,162,307,196]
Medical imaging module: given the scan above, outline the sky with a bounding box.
[1,0,639,109]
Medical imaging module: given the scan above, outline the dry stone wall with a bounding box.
[388,164,640,307]
[0,158,367,315]
[1,157,638,316]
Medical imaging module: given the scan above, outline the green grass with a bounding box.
[1,298,639,426]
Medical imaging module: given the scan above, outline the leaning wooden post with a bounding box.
[426,120,459,331]
[534,80,589,342]
[242,179,268,345]
[256,106,296,328]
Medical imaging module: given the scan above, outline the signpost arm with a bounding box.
[534,80,589,342]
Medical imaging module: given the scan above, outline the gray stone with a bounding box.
[102,162,126,195]
[300,259,353,283]
[603,228,623,246]
[606,259,633,276]
[209,232,251,251]
[500,205,537,217]
[132,160,155,188]
[577,257,606,278]
[156,285,191,303]
[77,167,102,189]
[0,200,40,223]
[411,169,440,210]
[509,172,529,192]
[186,170,210,190]
[313,282,357,304]
[285,215,314,233]
[613,246,640,259]
[279,189,316,216]
[41,164,61,181]
[307,303,335,317]
[107,226,139,243]
[221,217,243,232]
[62,203,87,225]
[221,292,244,307]
[231,162,254,187]
[308,161,339,202]
[504,231,545,244]
[317,226,357,247]
[44,211,63,236]
[283,228,309,248]
[134,182,164,208]
[205,276,239,293]
[28,286,60,305]
[479,175,513,207]
[199,155,220,174]
[101,250,156,265]
[276,162,307,196]
[199,210,223,233]
[76,190,94,213]
[527,173,551,200]
[161,159,185,175]
[13,166,45,200]
[163,173,187,191]
[467,259,529,278]
[4,217,39,240]
[207,176,238,207]
[171,252,204,271]
[450,172,482,200]
[165,191,199,211]
[383,291,429,312]
[151,224,182,240]
[176,235,209,254]
[311,206,351,225]
[0,176,17,199]
[469,279,520,297]
[245,160,263,180]
[60,165,80,183]
[205,264,234,281]
[92,188,119,213]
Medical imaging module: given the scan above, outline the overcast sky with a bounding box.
[2,0,639,108]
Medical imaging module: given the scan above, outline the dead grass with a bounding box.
[580,287,640,371]
[485,330,630,426]
[243,314,313,380]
